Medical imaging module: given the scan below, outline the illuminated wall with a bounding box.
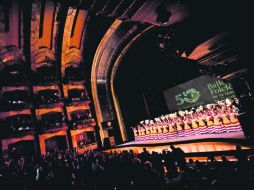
[0,0,96,156]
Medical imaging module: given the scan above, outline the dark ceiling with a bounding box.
[113,0,254,129]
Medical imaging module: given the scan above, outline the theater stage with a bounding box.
[107,131,253,161]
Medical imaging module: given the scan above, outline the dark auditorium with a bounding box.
[0,0,254,190]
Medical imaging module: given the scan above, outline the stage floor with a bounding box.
[118,131,246,147]
[106,131,252,160]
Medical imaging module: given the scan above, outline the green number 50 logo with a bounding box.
[175,88,201,106]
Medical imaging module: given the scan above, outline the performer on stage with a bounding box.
[155,117,167,139]
[190,110,200,135]
[154,119,163,133]
[131,126,138,138]
[168,122,177,138]
[205,104,215,134]
[221,106,231,132]
[176,111,185,137]
[213,104,224,133]
[183,113,193,136]
[145,120,155,140]
[166,114,177,138]
[228,104,242,132]
[152,119,164,140]
[132,98,242,142]
[196,106,208,134]
[141,121,151,140]
[138,124,146,141]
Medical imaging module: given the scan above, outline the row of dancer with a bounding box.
[131,99,242,141]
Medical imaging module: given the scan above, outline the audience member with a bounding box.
[0,146,253,190]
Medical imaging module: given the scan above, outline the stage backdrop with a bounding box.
[164,75,236,112]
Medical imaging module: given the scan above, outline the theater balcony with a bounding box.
[0,114,34,138]
[75,131,96,149]
[70,109,95,130]
[32,63,59,85]
[0,60,28,86]
[66,88,90,104]
[38,111,67,133]
[0,89,31,111]
[34,88,63,108]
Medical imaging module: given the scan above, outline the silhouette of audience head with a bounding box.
[170,144,175,150]
[0,148,253,190]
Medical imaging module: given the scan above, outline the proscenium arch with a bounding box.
[91,20,122,144]
[110,25,156,141]
[91,19,151,144]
